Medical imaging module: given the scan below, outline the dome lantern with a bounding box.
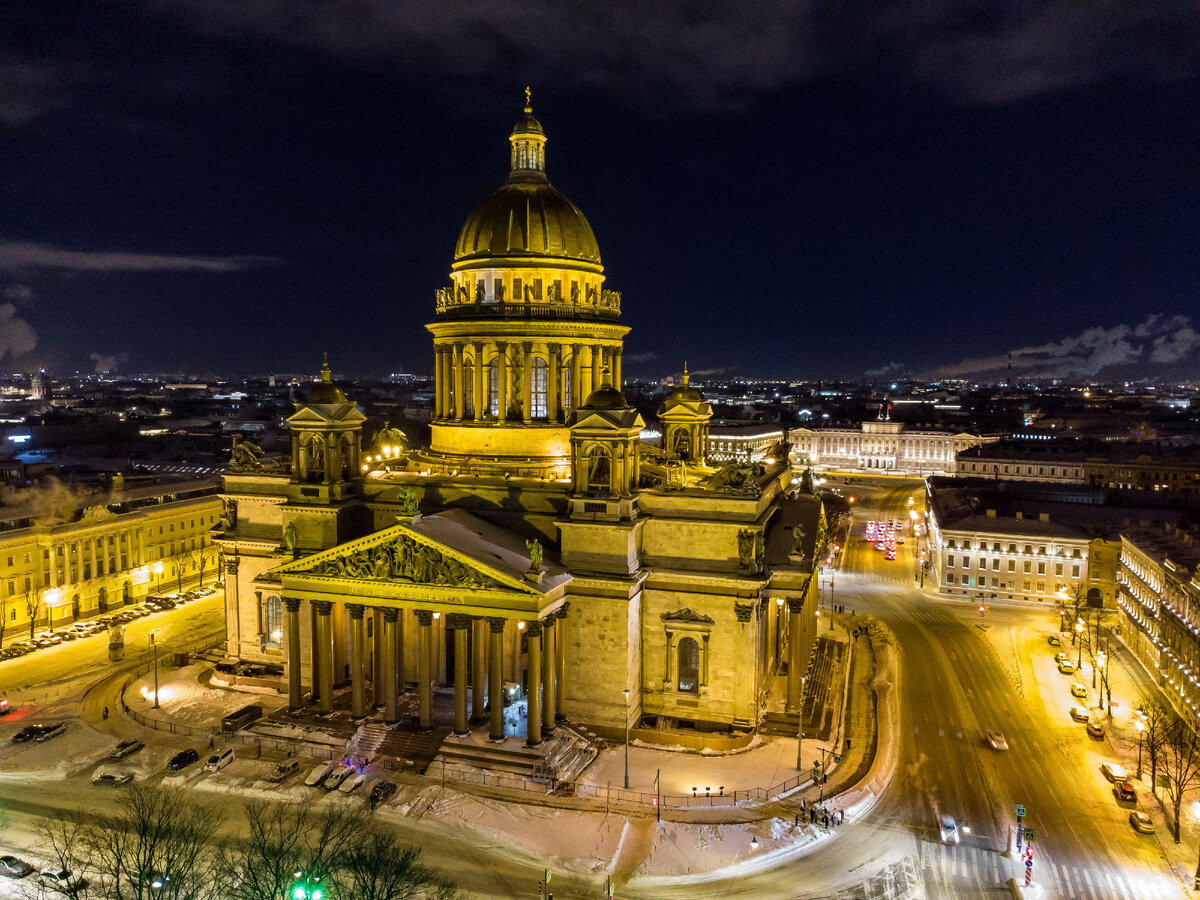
[509,87,547,179]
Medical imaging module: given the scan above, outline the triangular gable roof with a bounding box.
[569,408,644,431]
[271,519,542,596]
[286,404,366,427]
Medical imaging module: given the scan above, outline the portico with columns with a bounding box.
[270,512,571,746]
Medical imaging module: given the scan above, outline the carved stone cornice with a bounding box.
[660,607,715,626]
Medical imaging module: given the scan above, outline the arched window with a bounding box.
[487,360,499,417]
[585,446,611,494]
[97,586,108,612]
[531,358,548,418]
[463,358,475,417]
[678,638,700,694]
[264,596,283,646]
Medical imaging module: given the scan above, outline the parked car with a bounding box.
[1113,781,1136,803]
[304,761,336,787]
[93,767,134,786]
[167,748,200,771]
[338,773,366,794]
[35,723,66,742]
[268,759,300,783]
[1069,706,1089,722]
[1101,762,1128,782]
[1057,660,1075,675]
[1086,721,1105,738]
[1130,811,1156,834]
[369,781,397,809]
[203,748,234,772]
[38,868,83,892]
[0,855,33,878]
[12,723,64,743]
[109,739,145,760]
[1070,684,1088,699]
[985,732,1009,751]
[324,764,355,791]
[0,699,10,715]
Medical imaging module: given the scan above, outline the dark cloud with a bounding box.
[933,315,1200,379]
[865,361,906,378]
[0,241,284,274]
[155,1,1200,108]
[0,57,86,125]
[89,351,128,374]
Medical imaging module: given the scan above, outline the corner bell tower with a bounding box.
[420,90,630,480]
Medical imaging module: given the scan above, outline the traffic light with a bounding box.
[291,872,323,900]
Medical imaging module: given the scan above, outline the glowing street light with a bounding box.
[1075,620,1084,668]
[623,688,631,790]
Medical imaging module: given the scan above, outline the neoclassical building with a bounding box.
[790,420,994,474]
[215,98,825,755]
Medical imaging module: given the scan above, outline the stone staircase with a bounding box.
[429,723,598,784]
[348,721,449,775]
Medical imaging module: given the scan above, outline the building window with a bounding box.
[1008,560,1015,572]
[585,446,611,494]
[947,554,955,567]
[487,360,499,416]
[264,596,283,647]
[1072,565,1080,578]
[992,559,1000,570]
[463,359,475,417]
[979,576,987,587]
[947,573,955,584]
[1024,561,1032,574]
[1023,580,1031,591]
[563,358,573,410]
[678,637,700,694]
[531,357,548,418]
[1037,562,1046,575]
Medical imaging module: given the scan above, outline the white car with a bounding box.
[1101,762,1128,782]
[92,766,134,786]
[338,773,367,794]
[203,747,234,772]
[39,869,83,892]
[304,761,336,787]
[1069,706,1089,722]
[940,814,959,843]
[323,764,355,791]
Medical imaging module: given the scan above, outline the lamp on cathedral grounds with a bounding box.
[623,688,631,790]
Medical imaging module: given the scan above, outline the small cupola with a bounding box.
[509,86,548,180]
[657,362,713,462]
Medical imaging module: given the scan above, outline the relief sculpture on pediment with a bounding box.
[299,534,499,590]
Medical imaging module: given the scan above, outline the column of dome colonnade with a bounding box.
[280,599,568,740]
[423,93,628,478]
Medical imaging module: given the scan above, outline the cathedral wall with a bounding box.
[640,518,745,571]
[640,586,760,729]
[429,424,570,463]
[562,583,642,729]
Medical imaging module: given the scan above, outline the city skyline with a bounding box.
[2,3,1199,380]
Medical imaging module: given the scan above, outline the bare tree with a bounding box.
[219,800,362,900]
[82,783,221,900]
[25,590,41,639]
[1139,695,1172,796]
[32,817,92,899]
[0,590,9,649]
[332,830,457,900]
[1159,718,1200,843]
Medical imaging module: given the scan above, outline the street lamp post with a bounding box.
[152,560,164,596]
[1075,621,1084,669]
[1192,801,1200,891]
[622,688,631,790]
[151,632,160,709]
[1136,719,1145,780]
[796,676,807,771]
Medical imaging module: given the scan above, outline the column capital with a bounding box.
[283,597,302,613]
[555,602,570,620]
[380,606,399,623]
[487,616,506,634]
[446,613,471,630]
[225,558,240,574]
[313,600,333,615]
[540,614,557,629]
[525,620,543,638]
[787,598,804,614]
[346,603,365,619]
[415,609,434,626]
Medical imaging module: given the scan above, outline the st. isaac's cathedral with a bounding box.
[215,96,827,757]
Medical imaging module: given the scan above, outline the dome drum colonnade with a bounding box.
[425,94,628,476]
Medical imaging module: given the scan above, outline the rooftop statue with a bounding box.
[526,538,544,573]
[229,435,265,472]
[702,462,763,497]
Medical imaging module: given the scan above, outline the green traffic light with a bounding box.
[293,887,306,899]
[312,890,323,900]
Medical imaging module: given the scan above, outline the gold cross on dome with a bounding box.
[524,85,532,111]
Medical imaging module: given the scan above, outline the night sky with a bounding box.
[3,2,1199,382]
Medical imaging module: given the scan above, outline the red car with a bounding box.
[1113,782,1136,803]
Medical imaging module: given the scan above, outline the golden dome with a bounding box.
[453,94,601,267]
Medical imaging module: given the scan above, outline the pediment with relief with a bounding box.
[272,524,521,593]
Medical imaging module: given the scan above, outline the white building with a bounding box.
[791,420,994,475]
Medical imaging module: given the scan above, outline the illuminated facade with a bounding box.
[791,420,993,474]
[216,98,826,755]
[0,480,222,635]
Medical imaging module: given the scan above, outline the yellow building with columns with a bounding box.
[216,96,826,758]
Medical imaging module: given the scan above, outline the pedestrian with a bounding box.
[801,798,806,813]
[102,706,109,720]
[840,810,845,825]
[810,807,816,824]
[794,812,800,827]
[823,813,829,829]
